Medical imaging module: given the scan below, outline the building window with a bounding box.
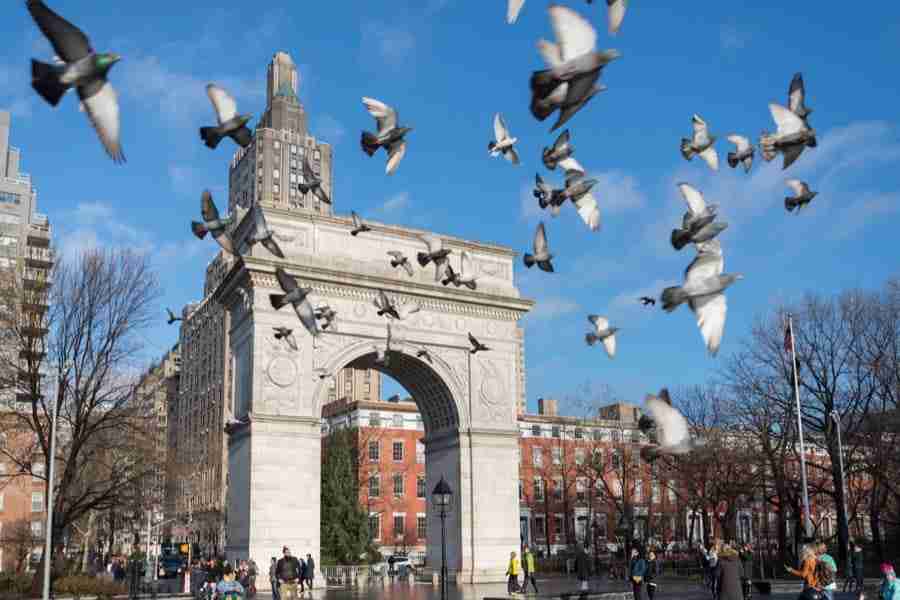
[553,515,563,537]
[257,167,262,177]
[368,475,380,498]
[274,140,280,150]
[392,414,403,428]
[314,150,321,160]
[369,514,380,540]
[553,477,563,501]
[0,192,21,205]
[533,478,544,501]
[392,441,404,462]
[531,425,541,437]
[416,441,425,464]
[534,515,546,540]
[369,413,381,427]
[31,521,42,536]
[291,144,297,154]
[532,447,542,467]
[393,473,404,497]
[612,449,622,469]
[552,426,561,438]
[416,476,426,498]
[574,428,583,440]
[368,441,380,462]
[31,492,43,512]
[552,447,562,465]
[631,430,641,444]
[417,515,426,539]
[576,478,587,503]
[592,429,603,441]
[393,514,405,537]
[575,448,585,465]
[634,480,643,503]
[611,430,621,443]
[518,480,523,500]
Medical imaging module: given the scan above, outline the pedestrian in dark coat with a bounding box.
[576,544,590,592]
[304,554,315,589]
[645,551,658,600]
[629,548,647,600]
[847,543,864,593]
[740,545,755,600]
[717,545,745,600]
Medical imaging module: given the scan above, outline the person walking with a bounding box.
[645,551,658,600]
[880,564,900,600]
[268,558,279,600]
[304,554,315,590]
[786,545,820,600]
[296,555,307,593]
[576,544,590,593]
[739,544,755,600]
[846,543,865,593]
[275,547,302,600]
[507,551,521,594]
[629,548,647,600]
[717,544,745,600]
[816,543,838,600]
[522,547,538,594]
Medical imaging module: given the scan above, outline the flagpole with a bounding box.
[787,313,813,540]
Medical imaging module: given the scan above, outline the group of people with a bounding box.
[505,547,540,595]
[189,556,258,600]
[268,546,316,600]
[786,540,899,600]
[701,542,756,600]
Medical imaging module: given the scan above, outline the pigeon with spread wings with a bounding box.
[350,211,372,236]
[788,72,816,147]
[557,157,601,231]
[297,156,331,204]
[726,135,754,173]
[785,179,817,213]
[417,235,452,282]
[760,103,817,170]
[166,308,182,325]
[680,114,718,171]
[542,129,575,171]
[27,0,125,163]
[200,84,253,150]
[488,113,520,165]
[442,250,479,290]
[638,389,701,461]
[191,190,236,256]
[247,202,285,259]
[387,250,415,277]
[468,333,490,354]
[269,267,320,338]
[360,97,412,175]
[670,183,727,251]
[273,326,298,351]
[585,315,618,358]
[523,222,554,272]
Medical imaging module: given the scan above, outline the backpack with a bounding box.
[814,560,834,588]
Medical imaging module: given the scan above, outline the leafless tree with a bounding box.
[0,248,161,588]
[0,518,39,573]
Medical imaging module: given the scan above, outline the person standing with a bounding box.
[816,543,837,600]
[304,554,315,591]
[629,548,647,600]
[708,542,722,600]
[645,551,658,600]
[215,565,246,600]
[717,544,745,600]
[297,555,307,593]
[276,547,302,600]
[522,547,538,593]
[576,544,590,593]
[268,558,279,600]
[507,551,521,594]
[880,564,900,600]
[847,543,865,593]
[739,544,755,600]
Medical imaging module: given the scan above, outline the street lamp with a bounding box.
[42,362,72,600]
[431,476,453,600]
[830,411,850,555]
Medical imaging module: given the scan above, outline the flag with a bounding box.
[783,321,793,354]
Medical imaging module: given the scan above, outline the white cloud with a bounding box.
[361,22,416,67]
[526,296,580,321]
[373,192,411,218]
[828,192,900,240]
[590,170,646,213]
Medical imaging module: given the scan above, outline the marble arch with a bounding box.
[216,206,532,583]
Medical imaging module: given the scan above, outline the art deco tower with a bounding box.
[227,51,333,216]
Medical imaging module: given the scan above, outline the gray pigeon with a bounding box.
[373,290,421,321]
[670,183,724,251]
[373,321,395,366]
[417,235,452,282]
[387,250,415,276]
[661,240,743,356]
[639,296,656,307]
[523,222,554,272]
[605,0,628,35]
[788,72,816,147]
[269,267,320,338]
[314,305,337,330]
[415,346,433,364]
[360,97,412,175]
[784,179,817,213]
[441,250,479,290]
[273,326,298,351]
[27,0,125,163]
[166,308,182,325]
[297,156,331,204]
[191,190,236,256]
[200,84,253,149]
[542,129,574,170]
[350,211,372,236]
[248,202,285,259]
[488,113,520,165]
[585,315,618,358]
[760,103,816,169]
[726,135,754,173]
[556,157,601,231]
[533,174,564,216]
[639,389,701,462]
[680,114,719,171]
[468,332,490,354]
[530,5,620,132]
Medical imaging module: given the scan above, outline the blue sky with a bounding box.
[3,1,899,413]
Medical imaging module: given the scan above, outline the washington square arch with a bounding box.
[176,51,534,584]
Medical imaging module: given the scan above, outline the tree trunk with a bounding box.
[80,512,97,573]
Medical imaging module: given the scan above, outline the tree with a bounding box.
[0,518,39,573]
[321,427,376,564]
[0,248,161,590]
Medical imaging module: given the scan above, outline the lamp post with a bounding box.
[431,476,453,600]
[830,410,850,557]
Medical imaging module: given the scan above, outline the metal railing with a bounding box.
[320,565,393,587]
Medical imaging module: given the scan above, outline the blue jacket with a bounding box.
[215,579,245,600]
[630,558,647,578]
[881,578,899,600]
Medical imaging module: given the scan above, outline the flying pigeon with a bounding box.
[542,129,574,170]
[637,387,672,433]
[788,72,816,147]
[373,321,395,366]
[784,179,818,213]
[417,235,452,282]
[680,114,719,171]
[314,305,337,330]
[523,221,554,272]
[726,135,754,173]
[557,157,601,231]
[360,97,412,175]
[639,389,699,461]
[414,346,433,364]
[759,103,816,169]
[191,190,236,256]
[488,113,520,165]
[605,0,628,35]
[442,250,478,290]
[269,267,320,338]
[350,211,372,236]
[247,202,285,259]
[387,250,415,276]
[507,0,525,23]
[200,84,253,150]
[670,183,725,251]
[27,0,125,163]
[224,415,251,436]
[297,156,331,204]
[468,332,490,354]
[661,240,743,356]
[585,315,618,358]
[530,5,621,132]
[533,173,563,216]
[165,308,182,325]
[639,296,656,307]
[273,326,298,351]
[373,290,420,321]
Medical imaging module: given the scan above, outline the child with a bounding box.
[881,564,899,600]
[216,565,246,600]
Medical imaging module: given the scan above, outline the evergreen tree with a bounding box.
[320,428,376,564]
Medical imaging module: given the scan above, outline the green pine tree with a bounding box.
[320,428,377,565]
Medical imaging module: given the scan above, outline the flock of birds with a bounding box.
[23,0,823,455]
